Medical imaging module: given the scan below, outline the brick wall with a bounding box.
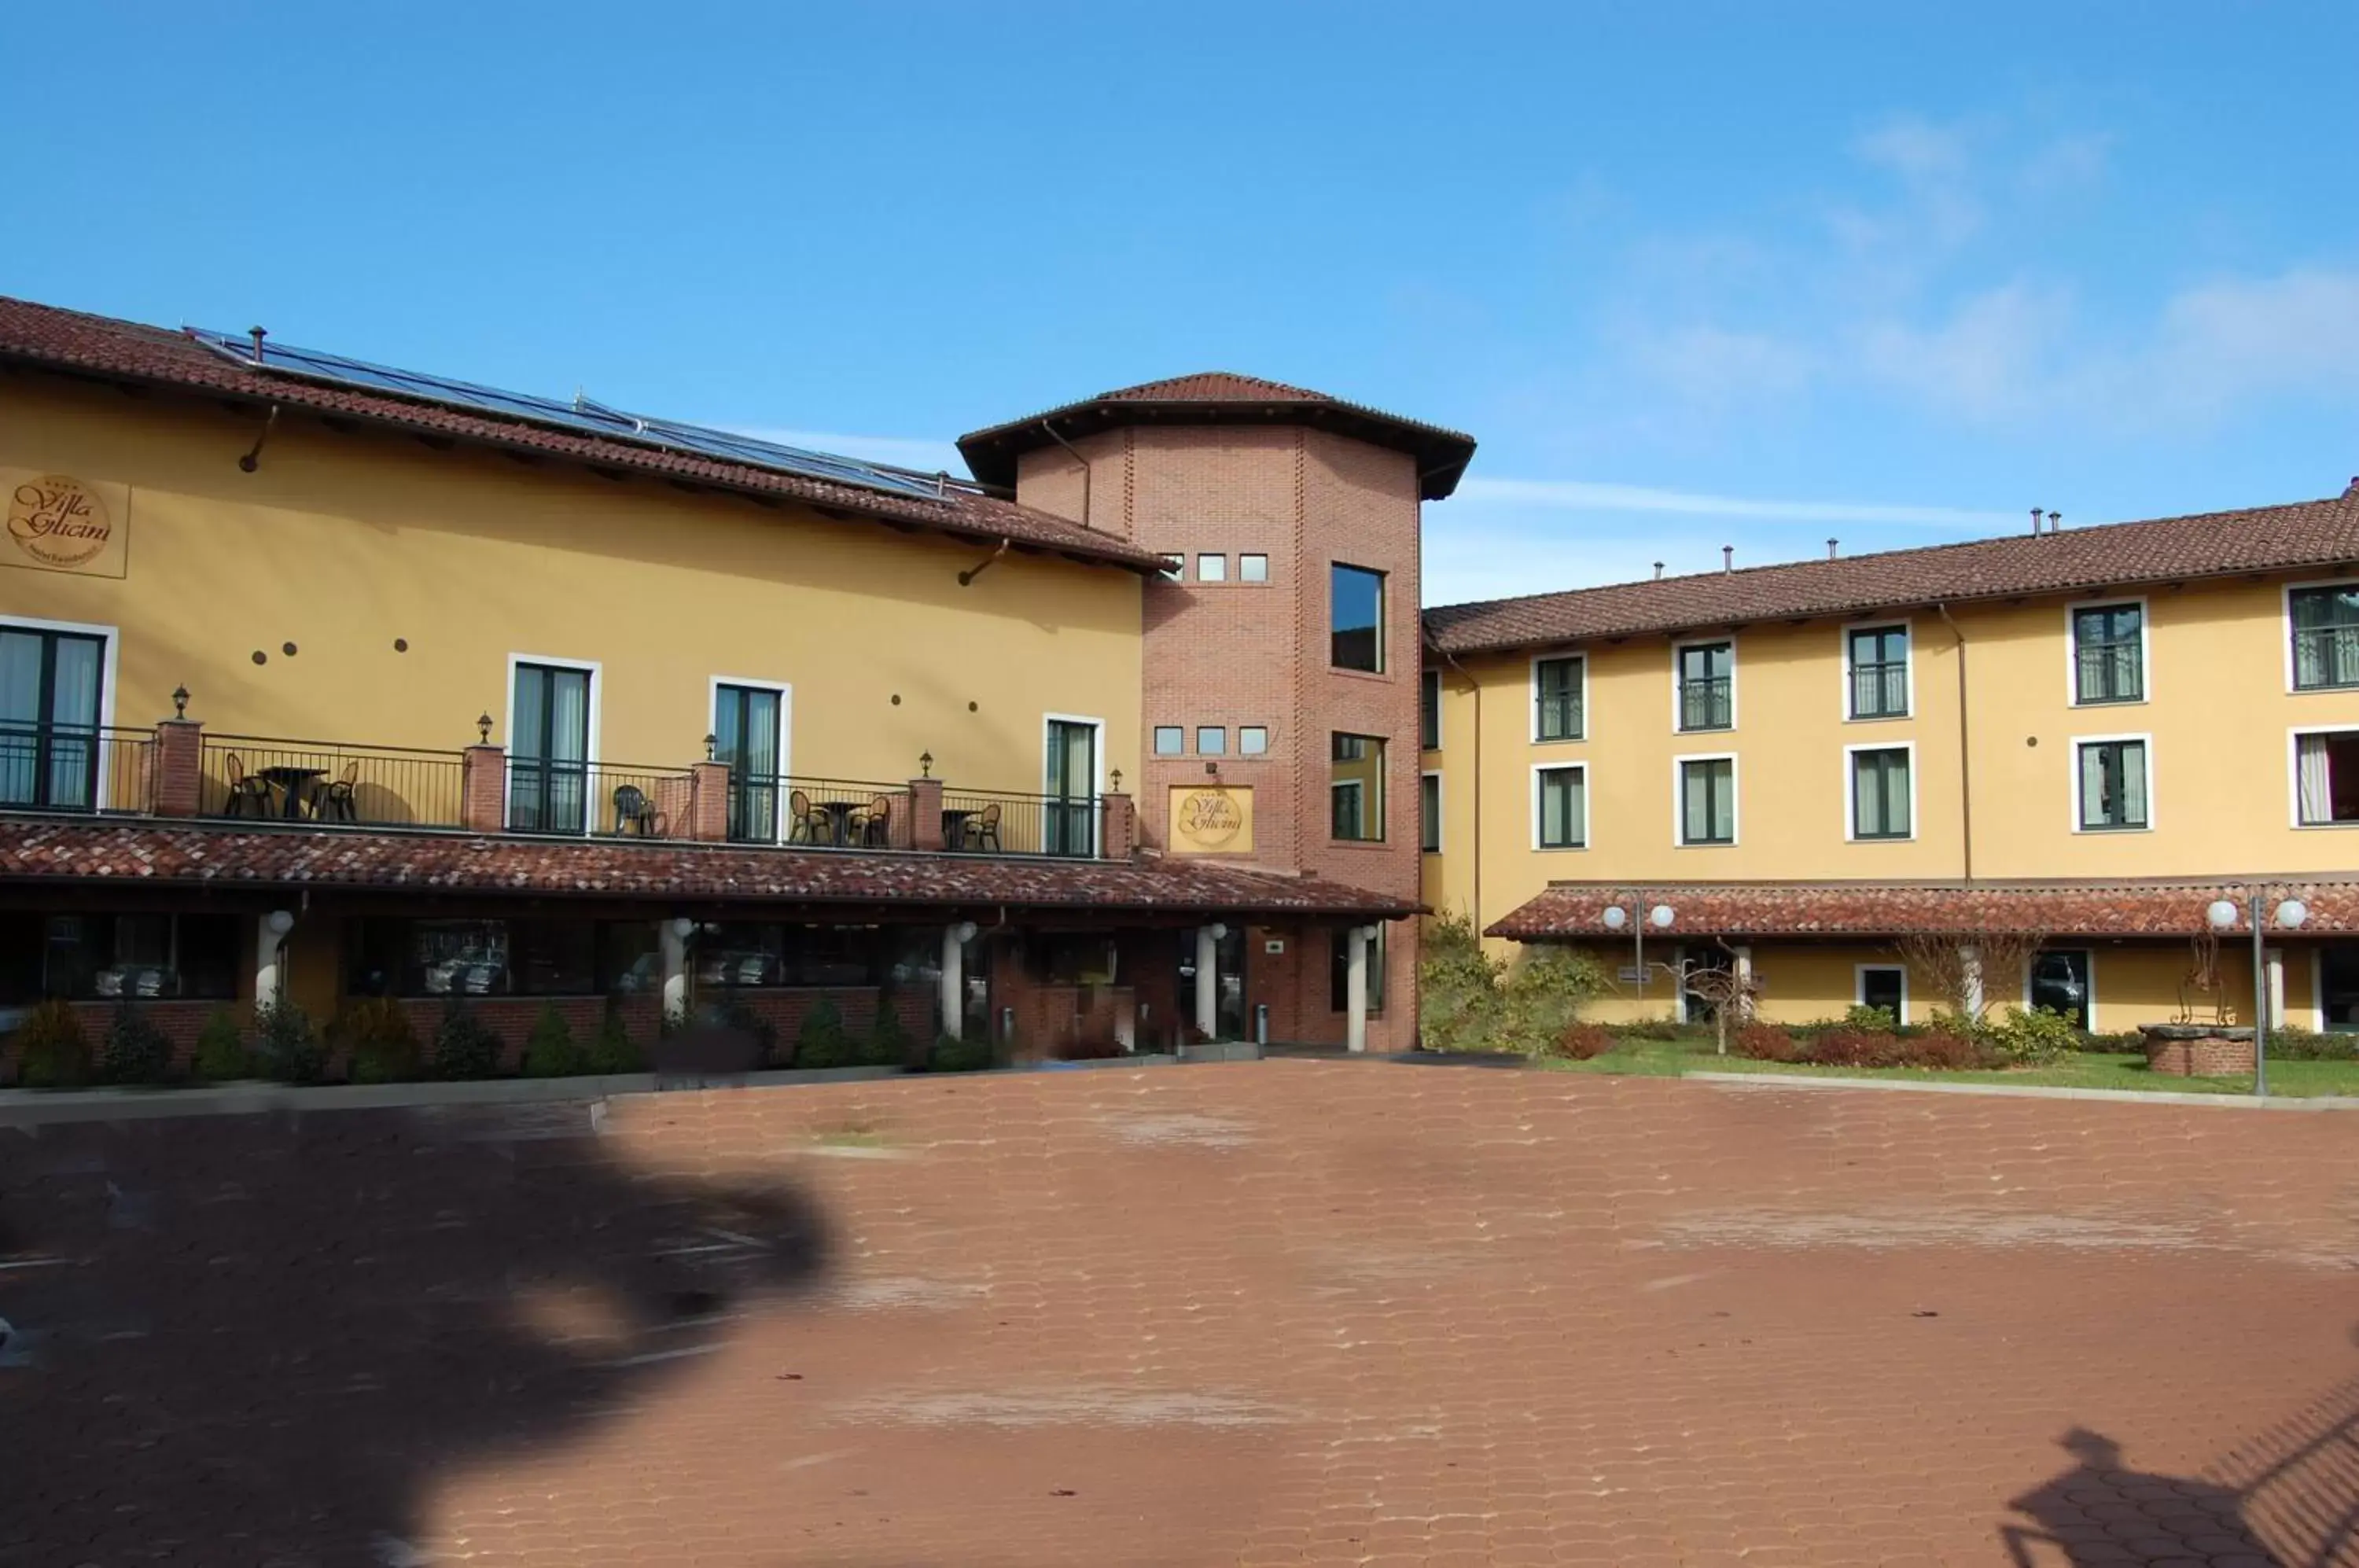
[2147,1034,2258,1077]
[396,996,607,1073]
[727,987,935,1062]
[64,999,236,1069]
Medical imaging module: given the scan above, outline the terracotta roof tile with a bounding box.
[1489,879,2359,940]
[1425,488,2359,654]
[1099,372,1331,403]
[0,819,1415,918]
[0,296,1168,573]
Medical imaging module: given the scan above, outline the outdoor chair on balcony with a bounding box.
[787,789,831,845]
[221,753,276,818]
[972,801,1003,852]
[312,760,361,823]
[851,793,893,848]
[612,783,664,837]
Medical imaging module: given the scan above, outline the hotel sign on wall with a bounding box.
[4,470,129,578]
[1168,785,1253,854]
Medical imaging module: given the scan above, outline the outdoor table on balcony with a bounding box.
[816,800,864,845]
[257,765,327,820]
[940,808,973,851]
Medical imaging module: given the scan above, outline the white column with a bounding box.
[1194,926,1220,1040]
[255,911,294,1008]
[940,925,966,1041]
[1345,926,1370,1053]
[1960,944,1985,1021]
[2265,945,2286,1029]
[1732,944,1754,1020]
[660,918,690,1024]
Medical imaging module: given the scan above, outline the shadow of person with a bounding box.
[0,1100,829,1566]
[2003,1427,2280,1566]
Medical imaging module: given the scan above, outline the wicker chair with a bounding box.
[787,789,828,845]
[222,753,275,818]
[972,801,1003,852]
[852,793,893,848]
[314,760,361,823]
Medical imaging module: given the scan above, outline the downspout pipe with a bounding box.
[1935,603,1973,883]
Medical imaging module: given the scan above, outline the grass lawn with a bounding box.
[1535,1036,2359,1098]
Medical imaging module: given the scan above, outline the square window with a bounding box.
[1676,642,1733,731]
[1858,966,1906,1024]
[2076,738,2150,830]
[1847,625,1909,719]
[1197,554,1227,582]
[2029,949,2092,1025]
[1678,757,1735,845]
[2291,587,2359,690]
[2071,604,2144,704]
[1419,668,1441,750]
[1157,554,1183,582]
[1420,773,1441,852]
[1238,726,1268,755]
[1535,655,1584,741]
[1536,765,1585,848]
[1331,564,1385,672]
[1153,726,1185,756]
[2295,731,2359,824]
[1197,726,1227,755]
[1239,554,1269,583]
[1330,732,1386,841]
[1849,747,1912,839]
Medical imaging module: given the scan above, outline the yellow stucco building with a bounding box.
[1422,491,2359,1033]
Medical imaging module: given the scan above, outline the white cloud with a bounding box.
[2147,268,2359,412]
[1454,476,2017,529]
[2018,131,2114,197]
[1853,282,2074,420]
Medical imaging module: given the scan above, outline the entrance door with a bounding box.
[713,684,782,842]
[1176,926,1248,1043]
[2321,944,2359,1031]
[510,663,591,833]
[0,626,105,810]
[1044,719,1098,856]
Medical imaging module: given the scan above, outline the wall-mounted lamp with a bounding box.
[171,685,190,719]
[477,713,493,744]
[953,920,978,944]
[703,732,717,761]
[918,751,933,778]
[668,916,697,940]
[1110,768,1123,793]
[264,909,296,937]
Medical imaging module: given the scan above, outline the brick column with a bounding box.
[909,776,944,852]
[683,761,731,842]
[1099,792,1136,860]
[460,745,506,834]
[151,719,204,817]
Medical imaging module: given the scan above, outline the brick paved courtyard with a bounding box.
[7,1062,2359,1566]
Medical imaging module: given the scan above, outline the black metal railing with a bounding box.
[0,723,154,814]
[505,757,699,838]
[940,787,1099,858]
[200,735,467,826]
[2294,624,2359,690]
[775,775,910,849]
[1678,677,1732,731]
[1535,691,1582,741]
[1849,661,1908,718]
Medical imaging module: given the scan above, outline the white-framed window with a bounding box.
[1856,963,1907,1025]
[2068,600,2147,705]
[1330,732,1386,841]
[1845,623,1911,720]
[1153,726,1184,756]
[2072,733,2152,832]
[708,675,792,845]
[2287,581,2359,691]
[1533,653,1585,742]
[2027,948,2096,1028]
[505,653,601,835]
[1197,726,1227,756]
[1238,553,1269,583]
[1533,763,1588,850]
[2290,727,2359,826]
[1238,726,1269,756]
[1675,753,1737,845]
[1846,742,1915,841]
[0,613,120,813]
[1420,771,1442,853]
[1043,713,1105,857]
[1674,639,1735,732]
[1197,554,1227,582]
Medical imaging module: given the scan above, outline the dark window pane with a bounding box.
[511,919,598,995]
[1676,642,1733,731]
[1536,657,1583,740]
[1330,565,1385,672]
[178,915,241,999]
[2072,605,2144,703]
[1419,670,1440,749]
[1329,926,1387,1012]
[1860,967,1904,1019]
[1419,774,1441,852]
[1330,733,1386,841]
[2292,587,2359,690]
[2029,951,2091,1024]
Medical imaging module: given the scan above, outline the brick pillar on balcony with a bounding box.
[908,776,944,852]
[151,720,203,817]
[460,745,506,834]
[683,761,731,842]
[1100,792,1136,860]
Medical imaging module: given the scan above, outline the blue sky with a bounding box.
[8,3,2357,605]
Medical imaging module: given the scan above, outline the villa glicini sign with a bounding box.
[4,470,128,577]
[1168,785,1253,853]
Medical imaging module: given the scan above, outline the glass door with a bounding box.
[1044,719,1097,856]
[713,684,782,841]
[510,663,591,833]
[0,628,104,810]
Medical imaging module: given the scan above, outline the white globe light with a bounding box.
[264,909,296,937]
[2276,898,2309,929]
[1207,922,1227,941]
[953,920,979,944]
[2205,899,2239,931]
[668,916,697,940]
[1648,904,1676,929]
[1601,906,1628,930]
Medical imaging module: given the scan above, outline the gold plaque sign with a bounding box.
[1168,785,1253,854]
[4,471,129,578]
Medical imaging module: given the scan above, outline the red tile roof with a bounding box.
[958,373,1478,501]
[1489,879,2359,941]
[0,819,1415,918]
[1425,487,2359,655]
[0,296,1168,574]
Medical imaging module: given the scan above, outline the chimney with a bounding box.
[2048,510,2062,532]
[1721,546,1734,575]
[2346,475,2357,496]
[1652,561,1664,580]
[2030,506,2043,536]
[1827,538,1838,560]
[248,326,267,364]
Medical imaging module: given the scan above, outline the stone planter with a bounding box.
[2139,1023,2255,1078]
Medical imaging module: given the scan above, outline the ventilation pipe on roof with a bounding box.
[1721,546,1734,575]
[2048,511,2062,532]
[248,326,267,364]
[1653,561,1665,580]
[1827,539,1839,560]
[2346,476,2358,496]
[2030,507,2042,536]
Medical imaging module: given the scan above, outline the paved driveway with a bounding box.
[6,1062,2359,1566]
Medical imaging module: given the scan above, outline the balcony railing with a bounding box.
[1678,677,1732,731]
[773,775,912,848]
[2295,624,2359,690]
[200,735,468,827]
[0,723,154,814]
[1849,662,1908,719]
[941,787,1099,858]
[505,757,700,838]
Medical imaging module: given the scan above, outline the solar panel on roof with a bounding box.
[186,328,956,504]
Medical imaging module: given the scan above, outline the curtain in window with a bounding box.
[2079,744,2109,826]
[2298,733,2334,824]
[0,632,40,805]
[1540,768,1583,846]
[46,635,101,805]
[2119,742,2147,824]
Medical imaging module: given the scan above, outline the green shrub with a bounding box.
[431,998,503,1080]
[191,1007,253,1081]
[708,996,779,1064]
[1550,1021,1615,1061]
[521,1004,588,1077]
[863,1000,914,1068]
[1500,946,1610,1054]
[13,998,92,1087]
[339,996,422,1084]
[256,999,327,1084]
[794,998,852,1070]
[1842,1003,1899,1032]
[926,1032,993,1073]
[586,1010,644,1073]
[1417,911,1507,1053]
[2265,1025,2358,1062]
[99,1001,175,1085]
[1617,1017,1690,1041]
[1986,1005,2081,1066]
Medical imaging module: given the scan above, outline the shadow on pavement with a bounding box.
[0,1102,830,1566]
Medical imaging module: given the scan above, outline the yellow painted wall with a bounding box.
[1,378,1142,793]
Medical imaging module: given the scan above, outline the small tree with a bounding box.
[1894,930,2045,1027]
[1417,910,1508,1053]
[1654,951,1765,1056]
